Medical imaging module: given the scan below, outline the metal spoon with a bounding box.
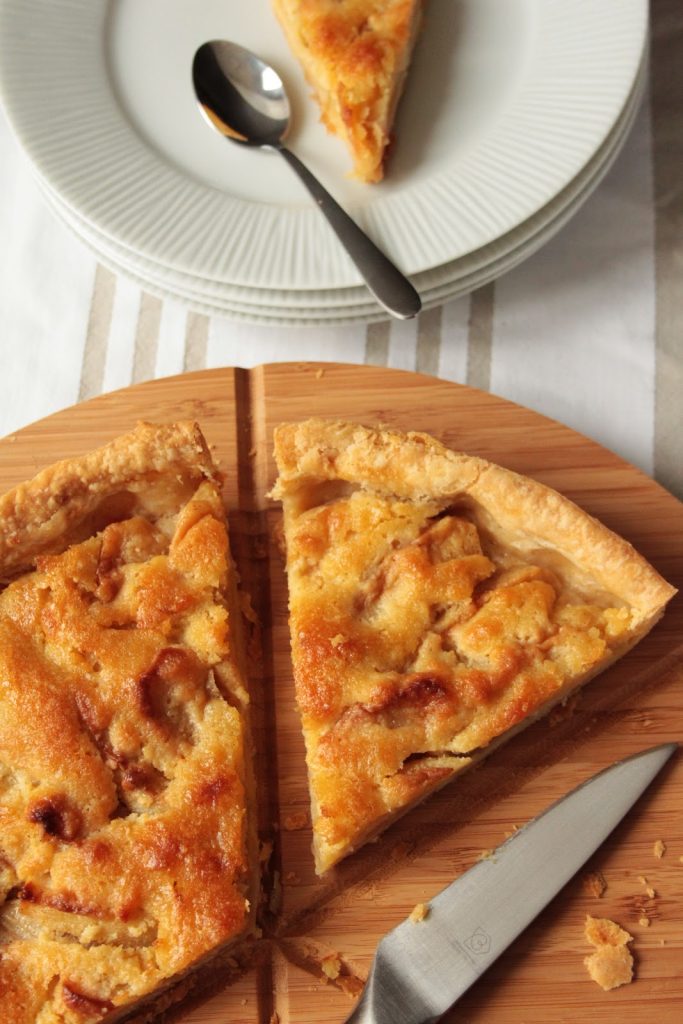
[192,40,421,320]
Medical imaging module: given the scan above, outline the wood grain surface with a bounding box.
[1,363,681,1024]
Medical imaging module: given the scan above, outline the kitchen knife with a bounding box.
[345,742,677,1024]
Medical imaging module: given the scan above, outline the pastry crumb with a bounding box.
[285,870,301,884]
[645,886,656,899]
[269,1014,281,1024]
[391,840,413,859]
[585,916,632,948]
[248,445,257,458]
[321,953,342,980]
[549,692,580,726]
[639,917,650,928]
[283,810,310,831]
[409,902,429,923]
[315,368,325,379]
[585,946,634,990]
[637,875,648,885]
[478,848,495,862]
[584,915,634,991]
[583,870,607,898]
[653,839,666,859]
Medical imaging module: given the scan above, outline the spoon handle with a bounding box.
[277,146,421,320]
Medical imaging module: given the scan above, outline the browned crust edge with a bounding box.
[272,418,676,620]
[0,421,217,576]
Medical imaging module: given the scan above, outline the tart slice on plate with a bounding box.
[272,0,425,182]
[0,423,257,1022]
[272,419,675,874]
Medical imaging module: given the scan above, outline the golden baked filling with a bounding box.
[0,424,255,1024]
[272,0,424,182]
[272,420,675,873]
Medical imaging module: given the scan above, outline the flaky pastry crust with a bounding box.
[0,424,256,1024]
[272,419,675,873]
[272,0,424,182]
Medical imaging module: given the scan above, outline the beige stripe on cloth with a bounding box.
[651,0,683,499]
[184,312,209,371]
[132,293,162,384]
[416,306,442,376]
[466,283,494,392]
[78,265,116,401]
[364,321,390,365]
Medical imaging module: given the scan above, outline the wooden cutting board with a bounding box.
[2,363,681,1024]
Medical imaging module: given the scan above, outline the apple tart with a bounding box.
[272,0,424,182]
[0,423,256,1023]
[272,419,675,873]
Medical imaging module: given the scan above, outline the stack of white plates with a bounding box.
[0,0,648,326]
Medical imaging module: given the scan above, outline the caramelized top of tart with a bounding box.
[273,0,423,181]
[0,425,252,1023]
[273,419,674,872]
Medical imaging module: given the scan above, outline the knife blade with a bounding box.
[345,743,677,1024]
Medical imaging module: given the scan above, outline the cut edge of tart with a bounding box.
[272,418,676,874]
[0,422,258,1024]
[272,0,424,183]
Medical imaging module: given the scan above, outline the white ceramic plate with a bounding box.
[0,0,647,293]
[38,50,646,324]
[42,72,642,329]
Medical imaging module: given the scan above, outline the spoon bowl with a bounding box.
[192,40,421,319]
[194,41,290,146]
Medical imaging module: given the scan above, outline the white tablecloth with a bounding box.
[1,2,681,501]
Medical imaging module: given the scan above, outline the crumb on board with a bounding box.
[390,840,413,860]
[653,839,666,859]
[585,916,632,948]
[645,886,656,899]
[639,917,650,928]
[315,368,325,379]
[285,870,301,884]
[583,870,607,898]
[248,445,257,458]
[637,875,648,885]
[337,973,365,999]
[478,848,495,862]
[238,591,259,624]
[584,916,634,991]
[269,1014,281,1024]
[409,902,429,923]
[549,692,580,726]
[283,810,310,831]
[259,840,273,863]
[585,946,634,991]
[321,953,342,981]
